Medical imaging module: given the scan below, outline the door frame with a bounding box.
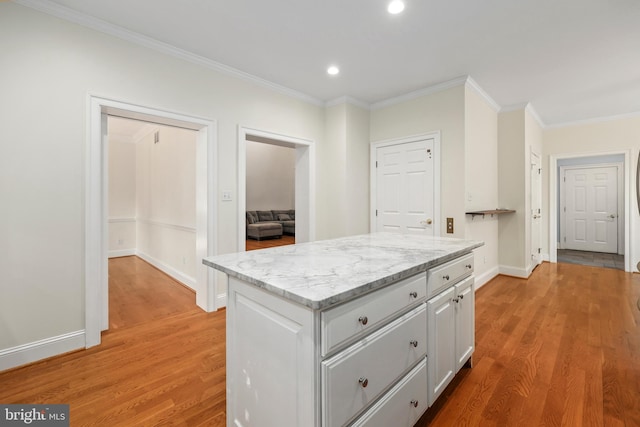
[549,150,632,272]
[86,95,218,348]
[237,126,316,247]
[370,132,441,236]
[558,163,623,253]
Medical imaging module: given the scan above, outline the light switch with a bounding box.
[446,217,454,234]
[222,191,232,201]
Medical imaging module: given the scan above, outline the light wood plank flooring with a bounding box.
[0,260,638,426]
[245,234,295,251]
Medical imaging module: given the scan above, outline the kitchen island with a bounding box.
[203,232,483,427]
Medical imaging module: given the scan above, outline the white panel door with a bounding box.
[376,139,434,235]
[530,152,542,270]
[563,166,618,253]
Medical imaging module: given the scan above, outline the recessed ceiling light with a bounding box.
[387,0,405,14]
[327,65,340,75]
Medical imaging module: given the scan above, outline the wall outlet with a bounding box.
[446,217,454,234]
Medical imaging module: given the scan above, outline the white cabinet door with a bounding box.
[427,286,455,406]
[455,277,474,371]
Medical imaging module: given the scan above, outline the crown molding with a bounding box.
[370,76,469,110]
[464,76,500,112]
[500,102,547,129]
[13,0,324,107]
[325,96,371,110]
[545,109,640,130]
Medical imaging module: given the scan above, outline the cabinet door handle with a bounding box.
[453,297,459,303]
[409,291,418,298]
[410,400,419,408]
[410,340,419,348]
[358,316,368,325]
[459,294,464,300]
[359,377,369,388]
[443,275,450,280]
[466,264,472,269]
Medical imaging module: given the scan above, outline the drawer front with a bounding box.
[427,253,473,298]
[322,305,427,427]
[321,273,427,356]
[350,358,428,427]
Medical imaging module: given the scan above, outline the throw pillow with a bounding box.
[277,214,291,221]
[246,211,258,224]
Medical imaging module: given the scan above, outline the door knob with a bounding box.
[420,218,433,225]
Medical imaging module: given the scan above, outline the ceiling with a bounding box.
[28,0,640,127]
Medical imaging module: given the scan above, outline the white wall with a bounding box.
[136,125,198,287]
[246,141,295,211]
[108,131,137,257]
[542,116,640,271]
[464,87,499,288]
[0,3,323,362]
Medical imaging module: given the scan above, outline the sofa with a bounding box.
[246,210,295,240]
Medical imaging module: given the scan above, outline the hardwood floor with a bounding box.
[245,234,295,251]
[0,261,638,426]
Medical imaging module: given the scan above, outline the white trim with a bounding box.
[465,76,500,112]
[0,331,85,372]
[371,76,468,110]
[550,150,632,272]
[108,249,136,258]
[498,265,530,279]
[87,95,218,349]
[216,293,227,309]
[136,251,196,290]
[138,218,196,234]
[325,96,371,110]
[474,266,499,291]
[238,126,316,248]
[546,110,640,130]
[14,0,322,107]
[108,217,136,224]
[370,131,441,236]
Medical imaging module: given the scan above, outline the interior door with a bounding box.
[376,139,435,235]
[563,166,618,253]
[530,152,542,269]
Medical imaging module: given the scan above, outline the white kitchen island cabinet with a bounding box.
[203,233,483,427]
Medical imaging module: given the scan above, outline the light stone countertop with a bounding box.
[203,232,484,310]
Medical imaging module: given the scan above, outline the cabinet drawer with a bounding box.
[322,305,427,427]
[321,273,427,356]
[350,358,428,427]
[427,253,473,298]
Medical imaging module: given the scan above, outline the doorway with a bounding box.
[370,132,441,236]
[237,127,316,249]
[86,96,217,348]
[549,152,631,272]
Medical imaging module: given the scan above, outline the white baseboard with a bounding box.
[136,251,196,291]
[108,248,136,258]
[474,266,499,291]
[216,293,227,309]
[499,264,530,279]
[0,330,85,372]
[541,253,550,262]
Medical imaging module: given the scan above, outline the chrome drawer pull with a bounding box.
[409,291,418,298]
[410,340,418,348]
[466,264,472,269]
[410,400,419,408]
[358,316,368,325]
[443,275,450,280]
[359,377,369,388]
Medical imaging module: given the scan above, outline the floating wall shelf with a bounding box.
[466,209,516,219]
